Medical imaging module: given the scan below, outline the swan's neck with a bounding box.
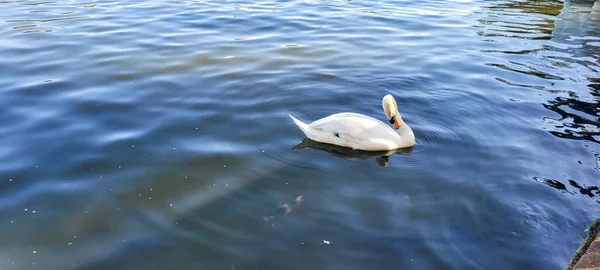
[396,118,415,143]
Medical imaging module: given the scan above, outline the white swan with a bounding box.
[289,95,415,151]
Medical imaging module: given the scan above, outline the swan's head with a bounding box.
[382,94,400,129]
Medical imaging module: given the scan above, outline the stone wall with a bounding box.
[566,219,600,270]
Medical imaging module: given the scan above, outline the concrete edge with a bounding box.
[565,218,600,270]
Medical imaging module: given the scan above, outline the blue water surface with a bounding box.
[1,0,599,269]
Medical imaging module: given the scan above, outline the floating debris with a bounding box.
[224,56,235,59]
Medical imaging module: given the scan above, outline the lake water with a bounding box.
[1,0,599,269]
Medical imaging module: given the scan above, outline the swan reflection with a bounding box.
[292,138,413,167]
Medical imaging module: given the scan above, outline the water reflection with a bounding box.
[543,92,599,144]
[481,0,599,90]
[291,138,413,167]
[481,0,600,205]
[553,0,600,58]
[545,2,600,144]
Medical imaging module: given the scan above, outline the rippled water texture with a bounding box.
[1,0,599,269]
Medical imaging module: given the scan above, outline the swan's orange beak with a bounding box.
[389,116,400,129]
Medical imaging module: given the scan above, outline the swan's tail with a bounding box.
[288,114,310,136]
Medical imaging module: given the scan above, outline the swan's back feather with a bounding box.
[303,112,411,150]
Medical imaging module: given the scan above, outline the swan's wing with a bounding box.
[309,113,381,131]
[309,113,400,146]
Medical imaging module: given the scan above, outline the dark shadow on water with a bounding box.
[534,177,600,204]
[291,138,413,167]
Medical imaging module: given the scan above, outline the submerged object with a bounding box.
[263,195,304,221]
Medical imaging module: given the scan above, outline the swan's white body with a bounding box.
[289,95,415,151]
